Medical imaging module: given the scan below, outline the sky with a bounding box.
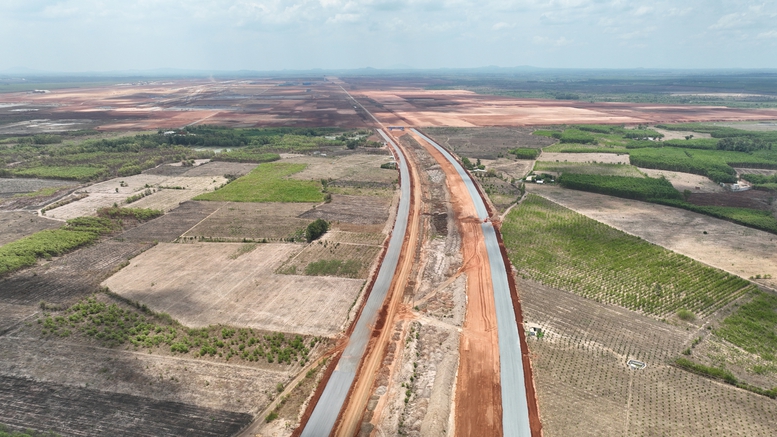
[2,0,777,72]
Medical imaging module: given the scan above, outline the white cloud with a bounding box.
[709,12,747,30]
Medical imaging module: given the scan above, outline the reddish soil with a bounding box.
[351,87,777,127]
[687,190,776,211]
[4,78,777,133]
[332,131,424,437]
[410,131,504,436]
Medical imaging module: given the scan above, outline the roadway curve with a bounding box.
[298,129,414,437]
[411,129,533,437]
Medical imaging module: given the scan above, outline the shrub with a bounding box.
[305,219,329,243]
[677,309,696,322]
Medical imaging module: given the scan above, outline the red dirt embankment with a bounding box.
[411,131,504,436]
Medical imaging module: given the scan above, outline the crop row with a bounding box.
[501,195,755,318]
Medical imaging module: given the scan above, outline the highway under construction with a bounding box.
[295,83,540,437]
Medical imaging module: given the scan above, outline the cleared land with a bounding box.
[0,211,60,246]
[355,88,777,127]
[502,195,755,317]
[521,279,777,436]
[0,178,72,197]
[538,152,631,164]
[299,194,390,225]
[535,161,644,177]
[277,233,382,279]
[284,154,396,185]
[103,242,364,337]
[423,127,556,159]
[529,185,777,290]
[182,202,314,242]
[639,168,724,193]
[45,174,225,220]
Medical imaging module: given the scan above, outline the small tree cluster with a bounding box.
[305,219,329,243]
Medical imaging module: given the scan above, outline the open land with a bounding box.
[528,185,777,290]
[3,78,777,136]
[103,242,364,337]
[44,172,226,220]
[0,211,60,245]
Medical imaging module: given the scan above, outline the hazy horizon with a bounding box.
[3,1,777,73]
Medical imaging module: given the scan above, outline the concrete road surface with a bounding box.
[412,128,531,437]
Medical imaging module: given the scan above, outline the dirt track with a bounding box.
[410,130,504,436]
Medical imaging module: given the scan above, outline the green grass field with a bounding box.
[716,291,777,362]
[501,195,756,317]
[194,162,323,203]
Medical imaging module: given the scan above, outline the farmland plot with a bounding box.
[118,201,220,243]
[528,185,777,290]
[278,233,382,279]
[522,279,777,436]
[0,375,252,437]
[538,152,631,164]
[182,201,314,241]
[639,168,724,193]
[0,239,153,306]
[180,161,259,178]
[534,161,644,177]
[45,174,225,219]
[299,194,390,225]
[284,153,396,186]
[502,195,756,317]
[103,242,364,336]
[0,211,60,246]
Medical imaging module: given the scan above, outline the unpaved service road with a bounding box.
[413,129,533,437]
[530,185,777,290]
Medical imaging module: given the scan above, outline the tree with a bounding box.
[305,219,329,242]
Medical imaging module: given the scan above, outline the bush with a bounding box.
[509,148,541,159]
[305,219,329,243]
[676,309,696,322]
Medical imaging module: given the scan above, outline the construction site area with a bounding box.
[1,75,777,437]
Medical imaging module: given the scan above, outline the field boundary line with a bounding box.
[178,203,224,240]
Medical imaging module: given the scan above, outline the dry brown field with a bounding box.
[423,126,556,159]
[4,78,777,135]
[521,278,777,436]
[283,154,396,185]
[119,200,220,243]
[0,211,61,246]
[102,242,364,337]
[528,185,777,289]
[640,168,724,193]
[535,161,644,177]
[299,194,391,225]
[538,151,631,164]
[44,173,225,219]
[181,201,314,241]
[277,229,386,279]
